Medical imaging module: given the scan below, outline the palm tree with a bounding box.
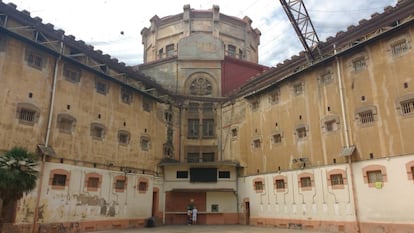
[0,147,39,224]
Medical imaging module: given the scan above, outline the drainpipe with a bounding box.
[178,104,183,161]
[32,36,64,233]
[335,44,350,148]
[235,165,240,223]
[334,45,360,233]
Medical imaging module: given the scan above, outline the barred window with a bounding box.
[188,119,200,138]
[400,99,414,115]
[121,87,133,104]
[352,57,366,71]
[296,126,307,139]
[138,181,148,192]
[202,152,215,162]
[293,82,304,95]
[367,170,383,183]
[272,133,282,144]
[324,118,338,132]
[176,171,188,179]
[140,136,150,151]
[391,39,409,56]
[358,110,375,124]
[95,80,108,95]
[26,49,45,70]
[251,100,259,111]
[63,64,81,83]
[19,109,36,123]
[202,103,213,113]
[330,174,344,186]
[254,181,264,191]
[188,102,199,113]
[52,174,67,187]
[300,177,312,188]
[202,119,214,138]
[228,44,236,57]
[187,153,199,163]
[269,89,280,104]
[320,72,333,85]
[166,44,175,57]
[84,173,102,191]
[253,139,261,148]
[17,103,39,126]
[90,123,105,140]
[115,180,125,190]
[219,171,230,179]
[87,177,99,188]
[142,97,152,112]
[356,106,377,125]
[118,130,130,145]
[57,114,76,133]
[275,179,285,189]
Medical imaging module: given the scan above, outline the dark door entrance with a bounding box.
[152,190,158,217]
[245,201,250,225]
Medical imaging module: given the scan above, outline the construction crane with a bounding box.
[279,0,321,60]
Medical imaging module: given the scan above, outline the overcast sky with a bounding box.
[5,0,397,67]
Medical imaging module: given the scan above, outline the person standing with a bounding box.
[192,206,198,224]
[187,208,192,225]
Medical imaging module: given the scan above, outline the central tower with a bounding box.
[136,5,266,224]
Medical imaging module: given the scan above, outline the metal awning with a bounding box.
[340,145,356,156]
[37,145,56,157]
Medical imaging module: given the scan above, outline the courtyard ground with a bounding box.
[93,225,326,233]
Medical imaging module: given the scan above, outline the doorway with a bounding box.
[244,201,250,225]
[152,190,159,218]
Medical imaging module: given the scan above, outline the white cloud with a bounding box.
[4,0,397,66]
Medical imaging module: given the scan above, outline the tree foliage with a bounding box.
[0,147,39,201]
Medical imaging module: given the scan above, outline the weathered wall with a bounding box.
[237,155,414,232]
[14,162,164,231]
[141,5,260,64]
[0,38,52,152]
[223,26,414,176]
[341,28,414,160]
[237,164,357,231]
[0,32,168,170]
[0,14,168,232]
[139,60,178,92]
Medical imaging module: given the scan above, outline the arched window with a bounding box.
[16,103,40,126]
[57,113,76,133]
[252,177,265,193]
[189,77,212,96]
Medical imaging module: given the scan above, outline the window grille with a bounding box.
[300,177,312,187]
[359,110,375,124]
[330,174,344,185]
[367,170,383,183]
[401,99,414,115]
[275,179,285,189]
[52,174,66,186]
[391,39,409,56]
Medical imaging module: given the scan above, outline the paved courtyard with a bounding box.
[93,225,325,233]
